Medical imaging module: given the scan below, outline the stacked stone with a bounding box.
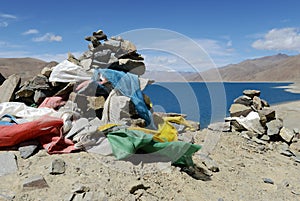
[222,89,300,162]
[77,29,146,76]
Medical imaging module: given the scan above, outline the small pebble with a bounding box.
[263,178,274,184]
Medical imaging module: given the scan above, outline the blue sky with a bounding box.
[1,0,300,72]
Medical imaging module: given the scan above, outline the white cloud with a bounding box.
[0,13,17,28]
[0,14,17,19]
[22,29,39,35]
[33,33,62,42]
[252,27,300,52]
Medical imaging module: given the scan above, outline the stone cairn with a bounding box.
[209,89,300,163]
[0,29,148,123]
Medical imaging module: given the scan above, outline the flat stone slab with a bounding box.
[0,152,18,176]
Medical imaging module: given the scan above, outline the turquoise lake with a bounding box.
[144,82,300,128]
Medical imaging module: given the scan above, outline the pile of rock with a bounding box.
[209,89,300,162]
[77,29,145,75]
[0,29,150,123]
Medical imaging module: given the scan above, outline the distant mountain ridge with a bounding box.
[144,53,300,82]
[1,53,300,83]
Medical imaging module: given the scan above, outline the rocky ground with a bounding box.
[0,98,299,201]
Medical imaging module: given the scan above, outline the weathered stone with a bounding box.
[103,39,121,52]
[241,130,259,139]
[33,90,47,104]
[263,178,274,184]
[227,112,265,134]
[18,140,39,159]
[292,155,300,163]
[0,152,18,176]
[233,95,253,106]
[93,49,112,63]
[229,103,252,117]
[208,121,231,132]
[50,158,66,174]
[252,137,267,145]
[198,154,219,172]
[261,98,270,107]
[115,40,137,58]
[186,120,200,131]
[80,58,92,70]
[16,75,50,98]
[54,82,75,98]
[178,131,195,143]
[266,119,283,136]
[109,59,146,75]
[0,74,20,103]
[279,127,295,143]
[293,128,299,134]
[280,149,294,157]
[40,66,52,77]
[260,135,270,141]
[253,96,262,110]
[22,175,48,189]
[243,89,261,98]
[87,96,106,110]
[290,141,300,152]
[258,107,276,122]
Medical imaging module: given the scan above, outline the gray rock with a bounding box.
[252,137,267,145]
[93,49,112,63]
[40,66,52,77]
[115,40,137,58]
[198,154,219,172]
[292,155,300,163]
[261,98,270,107]
[109,59,146,75]
[290,141,300,152]
[0,74,20,103]
[253,96,262,110]
[80,58,92,70]
[33,90,47,104]
[279,127,295,143]
[258,107,276,122]
[293,128,299,134]
[0,152,18,176]
[280,149,295,157]
[22,175,48,189]
[241,130,259,139]
[103,39,121,52]
[178,131,195,143]
[227,112,265,134]
[263,178,274,184]
[233,95,253,106]
[243,89,261,98]
[229,103,252,117]
[50,158,66,174]
[208,121,231,132]
[260,135,270,141]
[266,119,283,136]
[0,190,15,200]
[18,140,39,159]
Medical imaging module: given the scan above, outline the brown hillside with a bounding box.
[0,58,49,83]
[253,54,300,81]
[197,53,292,82]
